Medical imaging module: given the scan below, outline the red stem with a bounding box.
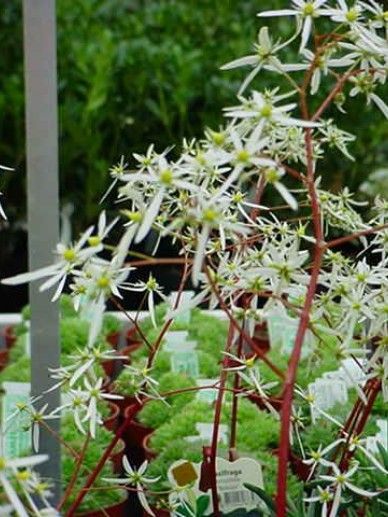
[66,404,140,515]
[209,321,236,516]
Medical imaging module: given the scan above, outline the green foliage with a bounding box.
[149,400,217,452]
[188,310,228,359]
[0,355,31,383]
[60,317,90,355]
[137,372,196,429]
[1,0,384,228]
[237,402,280,453]
[102,313,122,336]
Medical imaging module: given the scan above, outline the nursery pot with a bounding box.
[2,325,17,349]
[0,348,9,371]
[103,402,121,432]
[109,438,126,475]
[108,392,136,416]
[289,451,311,482]
[123,404,153,448]
[106,331,121,350]
[101,347,132,379]
[125,326,142,349]
[251,322,270,355]
[141,432,157,462]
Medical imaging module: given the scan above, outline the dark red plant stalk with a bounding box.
[66,403,141,515]
[58,432,90,511]
[208,321,236,516]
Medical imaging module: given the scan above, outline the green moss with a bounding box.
[137,372,196,429]
[149,401,218,452]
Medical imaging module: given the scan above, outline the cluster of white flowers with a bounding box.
[1,0,388,514]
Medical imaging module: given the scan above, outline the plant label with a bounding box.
[185,422,228,444]
[168,457,263,515]
[170,350,200,378]
[170,290,195,325]
[266,308,310,358]
[1,382,31,458]
[196,379,218,403]
[164,331,192,352]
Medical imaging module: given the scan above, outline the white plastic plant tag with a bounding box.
[185,423,228,444]
[196,379,218,404]
[266,307,311,358]
[168,457,263,515]
[164,331,191,352]
[170,350,200,378]
[341,358,367,385]
[1,382,31,458]
[170,291,195,325]
[308,379,333,422]
[376,419,388,449]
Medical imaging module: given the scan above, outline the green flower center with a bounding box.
[63,248,76,262]
[346,8,359,23]
[236,149,250,163]
[160,168,173,185]
[88,236,101,247]
[146,276,157,291]
[202,208,218,223]
[264,168,280,183]
[260,104,273,118]
[303,3,315,16]
[97,276,110,289]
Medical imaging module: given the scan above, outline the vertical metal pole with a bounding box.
[23,0,60,502]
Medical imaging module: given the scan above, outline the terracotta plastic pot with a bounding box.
[2,325,17,349]
[142,432,157,462]
[125,326,140,347]
[109,438,126,475]
[123,405,152,448]
[289,451,311,481]
[0,349,9,371]
[251,322,270,355]
[107,393,135,416]
[106,331,120,350]
[101,347,132,379]
[103,402,120,432]
[76,498,128,516]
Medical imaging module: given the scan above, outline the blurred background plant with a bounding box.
[0,0,387,311]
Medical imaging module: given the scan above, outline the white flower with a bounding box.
[258,1,331,52]
[221,27,295,93]
[320,463,379,517]
[27,404,59,452]
[83,377,123,438]
[100,155,129,202]
[123,274,168,327]
[104,458,160,516]
[224,90,321,132]
[303,443,338,479]
[0,452,48,517]
[304,486,333,516]
[328,0,364,26]
[120,154,198,243]
[1,225,101,301]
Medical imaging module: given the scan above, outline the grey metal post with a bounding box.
[23,0,61,502]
